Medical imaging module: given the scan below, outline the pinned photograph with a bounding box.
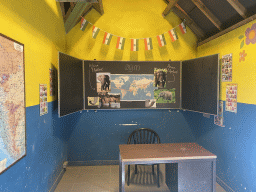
[154,68,167,88]
[154,89,175,103]
[145,99,156,108]
[88,97,100,107]
[96,72,111,92]
[99,93,120,108]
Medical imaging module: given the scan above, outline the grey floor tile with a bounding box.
[54,182,74,192]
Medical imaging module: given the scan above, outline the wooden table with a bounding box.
[119,142,217,192]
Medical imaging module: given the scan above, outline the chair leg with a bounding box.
[152,165,154,175]
[157,164,160,188]
[135,165,137,174]
[127,165,130,186]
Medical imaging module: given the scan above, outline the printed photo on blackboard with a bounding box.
[154,68,167,88]
[96,72,111,92]
[154,89,175,103]
[98,93,120,109]
[145,99,156,108]
[88,97,100,107]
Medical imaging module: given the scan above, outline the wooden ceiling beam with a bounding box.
[64,2,90,34]
[173,4,205,39]
[226,0,248,19]
[162,0,179,17]
[191,0,222,30]
[74,3,93,26]
[59,2,66,21]
[92,0,104,15]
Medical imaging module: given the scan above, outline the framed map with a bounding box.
[0,33,26,174]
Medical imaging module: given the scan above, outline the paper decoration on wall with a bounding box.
[80,17,186,51]
[92,26,100,38]
[214,101,224,127]
[154,89,176,104]
[154,68,167,88]
[222,53,232,82]
[49,68,56,96]
[131,39,139,51]
[179,22,186,34]
[144,38,153,50]
[168,28,178,42]
[226,84,237,113]
[157,34,167,47]
[103,32,113,45]
[40,84,48,116]
[116,37,125,50]
[96,72,111,93]
[80,17,89,31]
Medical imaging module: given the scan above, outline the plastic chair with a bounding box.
[127,128,161,187]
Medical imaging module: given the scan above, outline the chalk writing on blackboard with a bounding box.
[125,64,140,72]
[89,64,103,72]
[167,65,178,83]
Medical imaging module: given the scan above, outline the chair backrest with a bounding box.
[127,128,160,144]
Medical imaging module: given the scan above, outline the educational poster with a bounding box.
[226,84,237,113]
[49,68,56,96]
[214,101,224,127]
[154,68,167,88]
[96,72,111,92]
[110,74,156,101]
[154,89,176,104]
[222,54,232,82]
[88,97,99,107]
[0,34,26,174]
[40,84,48,116]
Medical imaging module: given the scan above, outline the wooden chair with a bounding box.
[127,128,161,187]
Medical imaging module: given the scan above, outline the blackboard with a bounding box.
[84,61,181,110]
[182,54,219,115]
[58,52,84,117]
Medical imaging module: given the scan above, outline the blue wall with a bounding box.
[185,102,256,192]
[67,109,196,162]
[0,101,68,192]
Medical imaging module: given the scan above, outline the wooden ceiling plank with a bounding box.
[198,13,256,46]
[92,0,104,15]
[226,0,248,19]
[64,2,90,34]
[173,5,205,39]
[59,2,66,21]
[162,0,179,17]
[191,0,222,30]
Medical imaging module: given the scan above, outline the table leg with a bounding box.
[119,153,125,192]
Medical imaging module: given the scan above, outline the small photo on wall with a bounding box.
[222,54,232,82]
[99,93,120,108]
[145,99,156,108]
[154,68,167,88]
[154,89,175,103]
[96,73,111,93]
[88,97,100,107]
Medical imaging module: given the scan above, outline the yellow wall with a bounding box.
[0,0,66,107]
[66,0,197,61]
[197,20,256,105]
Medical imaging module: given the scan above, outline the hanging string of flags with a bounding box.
[80,16,187,51]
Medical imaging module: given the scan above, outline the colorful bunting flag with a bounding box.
[92,26,100,39]
[131,39,139,51]
[144,38,153,50]
[157,34,166,47]
[80,17,89,31]
[103,32,113,45]
[168,29,178,42]
[116,37,125,50]
[179,22,186,34]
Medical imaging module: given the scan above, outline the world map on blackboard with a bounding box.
[110,74,157,101]
[0,35,26,174]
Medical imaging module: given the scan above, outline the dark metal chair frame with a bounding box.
[127,128,161,188]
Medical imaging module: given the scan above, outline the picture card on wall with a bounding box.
[225,84,237,113]
[222,54,232,82]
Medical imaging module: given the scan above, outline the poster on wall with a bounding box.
[225,84,237,113]
[49,68,56,96]
[40,84,48,116]
[214,101,224,127]
[222,54,232,82]
[0,33,26,174]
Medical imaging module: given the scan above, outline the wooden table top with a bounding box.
[119,143,217,162]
